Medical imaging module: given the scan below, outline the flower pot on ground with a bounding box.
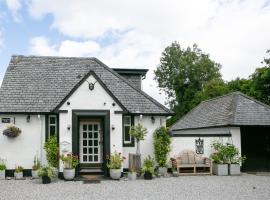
[14,166,24,179]
[2,125,21,138]
[106,151,125,180]
[128,169,137,181]
[153,127,171,177]
[38,166,54,184]
[229,164,241,175]
[141,156,155,180]
[0,158,6,180]
[170,157,179,177]
[32,155,41,179]
[60,153,79,181]
[212,163,228,176]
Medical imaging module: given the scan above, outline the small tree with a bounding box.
[129,124,147,154]
[44,136,59,168]
[153,127,171,167]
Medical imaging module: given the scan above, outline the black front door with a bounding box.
[241,126,270,172]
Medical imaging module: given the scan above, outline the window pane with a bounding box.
[83,132,87,138]
[94,140,98,146]
[94,155,98,161]
[124,126,131,142]
[94,132,98,138]
[83,156,87,162]
[49,116,56,124]
[83,148,87,154]
[89,140,93,146]
[83,125,87,131]
[89,156,93,161]
[83,140,87,146]
[89,148,93,154]
[88,125,92,130]
[49,126,56,136]
[124,116,131,125]
[94,148,98,154]
[94,124,98,131]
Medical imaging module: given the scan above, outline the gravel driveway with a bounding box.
[0,174,270,200]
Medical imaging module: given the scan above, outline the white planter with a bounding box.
[53,168,59,179]
[110,169,121,180]
[63,168,75,180]
[212,164,228,176]
[128,172,137,180]
[229,164,241,175]
[14,172,23,179]
[0,170,5,180]
[32,170,39,179]
[158,167,167,176]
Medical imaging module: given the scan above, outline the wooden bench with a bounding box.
[174,150,212,175]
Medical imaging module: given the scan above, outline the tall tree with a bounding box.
[154,42,221,124]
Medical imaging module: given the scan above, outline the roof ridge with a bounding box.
[93,58,173,114]
[237,92,270,110]
[11,55,96,60]
[198,91,240,104]
[227,92,239,125]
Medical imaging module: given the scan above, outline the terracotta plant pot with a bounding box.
[42,176,51,184]
[110,169,121,180]
[63,168,75,180]
[144,171,153,180]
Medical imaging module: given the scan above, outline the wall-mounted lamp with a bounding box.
[151,116,155,124]
[112,102,116,107]
[67,125,71,131]
[112,125,115,130]
[67,101,70,106]
[26,115,31,123]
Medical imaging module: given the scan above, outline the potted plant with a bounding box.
[32,155,41,179]
[0,158,6,180]
[211,141,228,176]
[60,153,79,180]
[153,127,171,176]
[38,166,54,184]
[128,167,137,181]
[225,143,246,175]
[3,125,21,137]
[170,158,179,177]
[14,165,24,179]
[44,136,59,177]
[106,151,125,180]
[141,156,155,180]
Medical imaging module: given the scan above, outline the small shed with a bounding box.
[170,92,270,172]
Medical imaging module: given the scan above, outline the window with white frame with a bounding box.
[123,116,132,144]
[48,115,57,137]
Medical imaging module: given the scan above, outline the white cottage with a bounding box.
[170,92,270,172]
[0,55,173,177]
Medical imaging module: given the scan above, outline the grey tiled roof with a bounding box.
[0,55,172,114]
[171,92,270,130]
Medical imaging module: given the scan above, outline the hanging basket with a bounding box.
[3,125,21,138]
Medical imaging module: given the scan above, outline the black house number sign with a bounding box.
[1,118,11,123]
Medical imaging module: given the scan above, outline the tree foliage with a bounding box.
[155,42,221,125]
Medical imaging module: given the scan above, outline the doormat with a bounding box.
[82,175,103,184]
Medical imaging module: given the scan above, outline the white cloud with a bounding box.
[4,0,22,21]
[27,0,270,105]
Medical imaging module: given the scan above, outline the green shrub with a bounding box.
[60,153,79,169]
[153,127,171,167]
[0,158,6,171]
[38,166,54,178]
[44,136,59,168]
[15,166,24,173]
[141,156,155,175]
[106,151,125,169]
[32,155,41,170]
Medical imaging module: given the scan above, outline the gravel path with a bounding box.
[0,174,270,200]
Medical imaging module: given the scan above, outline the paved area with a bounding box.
[0,174,270,200]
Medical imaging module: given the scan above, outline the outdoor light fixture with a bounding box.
[86,80,97,91]
[67,101,70,105]
[26,115,31,123]
[151,116,155,124]
[112,125,115,130]
[195,138,204,154]
[67,125,71,130]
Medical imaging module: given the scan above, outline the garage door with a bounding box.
[241,127,270,172]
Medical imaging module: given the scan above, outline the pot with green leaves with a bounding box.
[3,125,21,138]
[153,127,171,177]
[211,141,228,176]
[0,158,6,180]
[60,153,79,180]
[38,166,54,184]
[32,155,41,179]
[14,166,24,179]
[106,151,126,180]
[44,136,59,177]
[141,156,155,180]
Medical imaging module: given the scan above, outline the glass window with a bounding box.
[48,115,57,138]
[123,116,132,144]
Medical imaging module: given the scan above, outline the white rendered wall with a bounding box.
[170,127,241,161]
[0,115,46,169]
[123,116,167,168]
[59,75,123,172]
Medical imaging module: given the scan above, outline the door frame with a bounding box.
[72,110,110,176]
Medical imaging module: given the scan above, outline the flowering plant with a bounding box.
[106,151,126,169]
[60,153,79,169]
[0,158,6,171]
[3,125,21,137]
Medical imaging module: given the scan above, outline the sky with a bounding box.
[0,0,270,106]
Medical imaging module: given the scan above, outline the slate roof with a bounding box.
[0,55,172,115]
[171,92,270,131]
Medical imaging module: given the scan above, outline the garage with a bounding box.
[241,126,270,172]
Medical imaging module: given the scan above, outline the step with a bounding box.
[79,168,104,175]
